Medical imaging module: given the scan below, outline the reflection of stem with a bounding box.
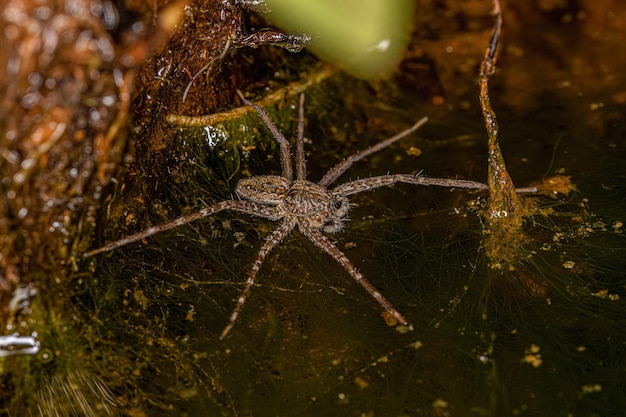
[480,0,513,198]
[96,69,133,184]
[166,64,337,126]
[479,0,534,267]
[12,122,66,186]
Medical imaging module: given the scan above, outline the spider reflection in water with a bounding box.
[86,91,511,338]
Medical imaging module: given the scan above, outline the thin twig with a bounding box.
[166,64,337,126]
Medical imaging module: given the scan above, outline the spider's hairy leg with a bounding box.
[299,223,411,329]
[332,174,537,197]
[295,93,306,181]
[318,117,429,187]
[220,217,297,339]
[332,174,489,197]
[322,195,351,233]
[83,200,280,258]
[236,90,293,181]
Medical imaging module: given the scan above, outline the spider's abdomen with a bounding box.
[236,175,290,205]
[284,180,333,222]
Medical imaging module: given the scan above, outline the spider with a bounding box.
[85,91,507,339]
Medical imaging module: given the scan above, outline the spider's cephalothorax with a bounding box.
[85,90,525,339]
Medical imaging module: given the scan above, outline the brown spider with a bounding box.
[85,91,509,338]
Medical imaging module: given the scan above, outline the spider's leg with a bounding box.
[332,174,537,197]
[318,117,428,187]
[332,174,488,197]
[323,195,351,234]
[299,223,411,328]
[236,90,293,181]
[295,93,307,181]
[221,217,297,339]
[84,200,280,258]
